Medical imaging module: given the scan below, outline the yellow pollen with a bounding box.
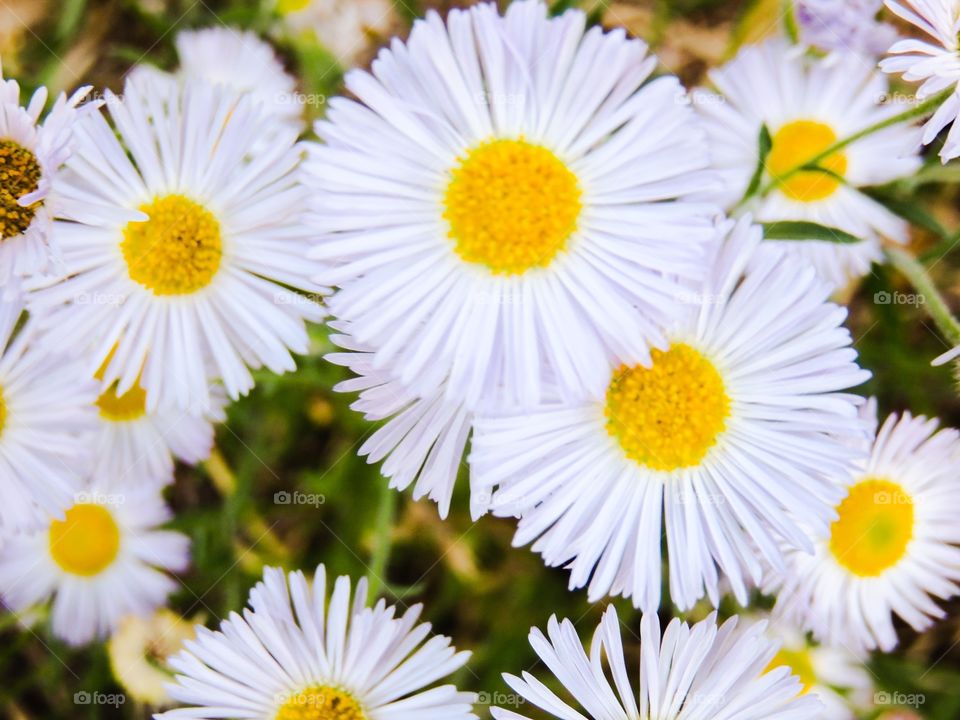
[49,503,121,577]
[121,194,222,295]
[765,647,817,694]
[0,386,6,436]
[766,120,847,202]
[94,348,147,421]
[277,0,311,13]
[0,139,42,239]
[442,138,582,275]
[275,686,366,720]
[829,478,914,577]
[605,343,730,472]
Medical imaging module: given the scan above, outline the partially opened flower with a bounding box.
[0,479,189,646]
[0,293,97,533]
[472,217,871,612]
[29,70,324,412]
[697,38,921,288]
[493,606,820,720]
[773,403,960,653]
[760,613,873,719]
[91,353,226,485]
[157,565,476,720]
[881,0,960,162]
[0,61,91,287]
[276,0,398,66]
[174,27,304,134]
[308,0,717,410]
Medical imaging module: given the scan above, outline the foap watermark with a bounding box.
[874,290,925,307]
[874,489,911,505]
[476,691,526,708]
[678,91,726,107]
[676,291,725,306]
[876,92,923,107]
[74,691,126,708]
[274,291,324,308]
[473,90,525,106]
[74,491,125,507]
[279,91,327,108]
[274,490,326,508]
[74,291,126,307]
[874,690,926,708]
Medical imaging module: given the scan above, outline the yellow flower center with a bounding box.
[442,138,582,275]
[0,139,42,239]
[49,503,121,577]
[121,194,223,295]
[275,686,366,720]
[829,478,914,577]
[96,382,147,421]
[605,343,730,472]
[765,647,817,694]
[277,0,311,13]
[766,120,847,202]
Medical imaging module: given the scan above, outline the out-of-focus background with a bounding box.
[2,0,960,717]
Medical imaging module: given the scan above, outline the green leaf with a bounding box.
[864,187,950,241]
[761,221,862,244]
[744,124,773,199]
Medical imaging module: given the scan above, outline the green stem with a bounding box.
[367,481,397,602]
[886,247,960,347]
[750,88,954,203]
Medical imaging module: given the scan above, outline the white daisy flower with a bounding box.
[493,606,821,720]
[471,217,871,612]
[773,403,960,653]
[697,39,922,288]
[0,293,97,533]
[326,321,481,519]
[881,0,960,162]
[28,70,324,412]
[760,613,873,719]
[0,61,91,288]
[277,0,398,65]
[91,355,227,485]
[157,564,476,720]
[795,0,898,57]
[175,27,304,135]
[0,479,190,646]
[308,0,718,409]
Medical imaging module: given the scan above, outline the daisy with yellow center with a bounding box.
[695,38,922,289]
[89,348,226,485]
[158,565,476,720]
[773,402,960,653]
[0,480,189,646]
[471,218,871,612]
[0,294,97,533]
[30,70,324,413]
[309,0,717,410]
[758,614,875,719]
[0,62,92,287]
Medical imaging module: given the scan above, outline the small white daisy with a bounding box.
[881,0,960,162]
[697,38,921,288]
[29,70,324,412]
[0,293,97,533]
[175,27,304,135]
[91,356,226,485]
[0,61,91,288]
[0,479,190,646]
[157,564,476,720]
[276,0,397,65]
[471,217,871,612]
[773,402,960,653]
[493,606,821,720]
[326,321,481,519]
[760,613,873,719]
[796,0,898,57]
[308,0,718,409]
